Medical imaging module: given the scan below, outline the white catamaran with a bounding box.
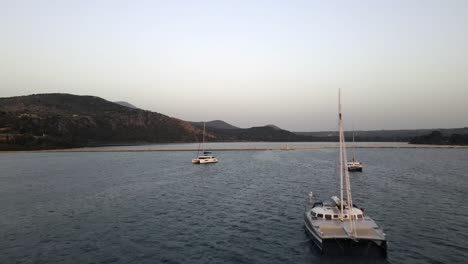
[192,122,218,164]
[347,130,363,172]
[303,91,387,257]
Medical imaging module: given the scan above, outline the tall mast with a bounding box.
[202,122,206,153]
[352,126,356,162]
[339,90,357,236]
[339,90,344,218]
[343,128,357,237]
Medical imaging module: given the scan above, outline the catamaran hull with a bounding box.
[199,159,218,164]
[321,238,386,257]
[347,167,363,172]
[192,158,218,164]
[304,216,387,258]
[304,225,387,257]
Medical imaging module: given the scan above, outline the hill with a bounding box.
[190,120,239,130]
[265,124,282,130]
[409,131,468,145]
[295,128,468,142]
[0,94,207,150]
[2,93,466,150]
[191,122,311,142]
[217,125,306,141]
[114,101,139,109]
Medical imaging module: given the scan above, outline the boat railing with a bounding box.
[305,192,317,210]
[312,202,323,208]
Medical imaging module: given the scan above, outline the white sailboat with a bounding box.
[192,122,218,164]
[347,129,363,172]
[303,90,387,257]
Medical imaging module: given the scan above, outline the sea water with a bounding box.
[1,143,467,263]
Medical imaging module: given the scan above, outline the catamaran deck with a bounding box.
[306,215,386,241]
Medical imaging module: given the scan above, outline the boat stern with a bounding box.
[322,238,387,258]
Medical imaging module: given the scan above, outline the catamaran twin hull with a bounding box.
[347,166,363,172]
[347,162,363,172]
[303,211,387,257]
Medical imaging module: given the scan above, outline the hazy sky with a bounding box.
[1,0,467,131]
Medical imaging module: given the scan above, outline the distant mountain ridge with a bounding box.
[0,93,311,150]
[295,128,468,142]
[1,93,467,150]
[266,124,282,130]
[409,131,468,145]
[190,120,239,130]
[114,101,139,109]
[0,93,206,150]
[190,122,310,142]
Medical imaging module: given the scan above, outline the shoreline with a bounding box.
[1,145,468,153]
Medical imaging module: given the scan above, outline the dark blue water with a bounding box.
[1,145,468,263]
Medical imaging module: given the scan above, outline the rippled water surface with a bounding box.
[1,143,467,263]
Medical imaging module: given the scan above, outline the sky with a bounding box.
[1,0,467,131]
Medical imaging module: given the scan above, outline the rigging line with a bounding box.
[341,103,357,237]
[338,89,344,219]
[333,103,340,206]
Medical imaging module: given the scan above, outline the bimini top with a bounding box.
[203,151,212,155]
[311,202,364,220]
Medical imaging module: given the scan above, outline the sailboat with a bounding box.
[192,122,218,164]
[347,129,363,172]
[303,91,387,257]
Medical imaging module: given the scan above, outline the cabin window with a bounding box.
[358,214,363,219]
[333,214,339,219]
[317,214,323,218]
[325,215,332,220]
[312,212,317,217]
